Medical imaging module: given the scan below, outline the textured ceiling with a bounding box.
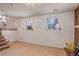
[0,3,79,18]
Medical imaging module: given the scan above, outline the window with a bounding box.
[26,20,33,30]
[47,17,61,30]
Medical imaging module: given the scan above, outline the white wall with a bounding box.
[6,17,17,29]
[2,30,17,43]
[16,11,74,48]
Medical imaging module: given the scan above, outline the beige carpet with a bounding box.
[0,41,66,56]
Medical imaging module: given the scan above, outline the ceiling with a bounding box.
[0,3,79,18]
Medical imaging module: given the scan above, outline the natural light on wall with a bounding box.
[0,15,6,30]
[0,15,6,22]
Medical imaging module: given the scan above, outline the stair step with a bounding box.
[0,36,4,39]
[0,30,10,50]
[0,33,2,35]
[0,33,2,34]
[0,44,10,50]
[0,31,1,33]
[0,39,6,42]
[0,41,9,46]
[0,35,2,36]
